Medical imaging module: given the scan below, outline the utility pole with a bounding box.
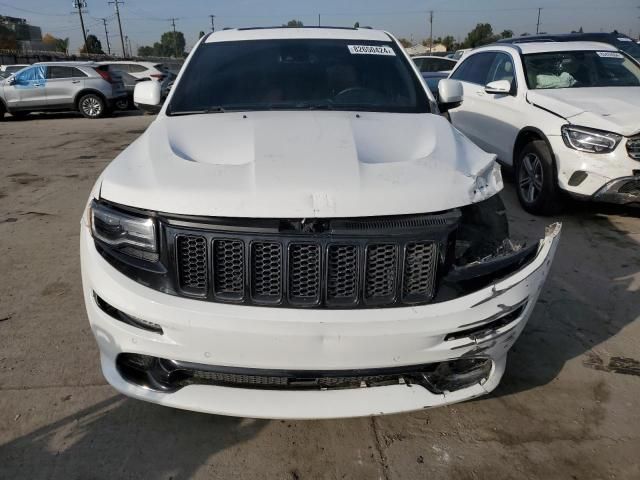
[209,14,216,32]
[73,1,88,53]
[101,18,111,55]
[109,0,126,58]
[428,10,434,53]
[125,35,130,57]
[536,7,542,35]
[318,14,321,26]
[169,18,179,58]
[128,37,133,57]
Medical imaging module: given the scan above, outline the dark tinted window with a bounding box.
[169,39,429,115]
[128,63,147,73]
[417,57,456,73]
[47,66,74,79]
[487,53,516,84]
[451,52,498,84]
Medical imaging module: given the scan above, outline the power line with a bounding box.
[108,0,126,58]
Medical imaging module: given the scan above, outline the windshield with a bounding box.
[168,39,429,115]
[524,50,640,89]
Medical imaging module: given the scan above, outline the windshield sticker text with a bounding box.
[348,45,395,56]
[596,51,624,58]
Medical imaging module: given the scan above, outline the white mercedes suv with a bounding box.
[448,41,640,214]
[81,27,560,419]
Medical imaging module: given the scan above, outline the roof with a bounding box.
[33,61,97,66]
[477,41,618,55]
[500,32,631,43]
[204,27,391,43]
[98,60,158,66]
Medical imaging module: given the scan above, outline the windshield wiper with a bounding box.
[168,105,227,116]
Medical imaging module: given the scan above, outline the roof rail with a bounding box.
[236,26,358,31]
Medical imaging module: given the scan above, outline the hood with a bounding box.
[99,111,500,218]
[527,88,640,137]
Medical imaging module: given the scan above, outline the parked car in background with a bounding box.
[421,71,449,97]
[0,62,126,119]
[499,32,640,62]
[0,64,30,79]
[81,26,561,419]
[100,61,172,110]
[452,48,472,60]
[447,41,640,213]
[412,55,457,73]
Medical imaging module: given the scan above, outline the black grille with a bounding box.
[176,235,207,294]
[172,219,446,308]
[213,240,245,300]
[289,244,321,304]
[365,244,398,303]
[251,242,283,302]
[627,137,640,161]
[403,242,438,302]
[327,244,359,304]
[619,180,640,195]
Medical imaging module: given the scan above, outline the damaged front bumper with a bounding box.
[592,176,640,205]
[81,222,561,419]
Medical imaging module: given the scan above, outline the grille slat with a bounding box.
[403,242,439,302]
[251,242,283,302]
[213,239,245,300]
[289,244,321,304]
[175,232,439,308]
[365,244,399,303]
[176,235,208,294]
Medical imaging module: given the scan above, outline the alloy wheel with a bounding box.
[81,97,102,117]
[518,153,544,204]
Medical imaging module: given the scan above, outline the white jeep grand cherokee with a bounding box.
[81,27,561,419]
[448,41,640,214]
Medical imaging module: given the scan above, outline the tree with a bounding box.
[138,45,154,56]
[462,23,497,48]
[500,29,514,39]
[42,33,69,53]
[397,37,412,48]
[283,19,304,27]
[0,24,17,50]
[354,22,360,28]
[80,34,104,54]
[439,35,456,51]
[138,30,186,57]
[199,31,205,39]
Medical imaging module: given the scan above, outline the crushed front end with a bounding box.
[81,194,561,419]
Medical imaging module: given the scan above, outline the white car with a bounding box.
[412,55,457,73]
[448,41,640,213]
[0,64,29,79]
[81,27,561,419]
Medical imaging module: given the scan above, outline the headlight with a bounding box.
[90,200,158,261]
[561,125,621,154]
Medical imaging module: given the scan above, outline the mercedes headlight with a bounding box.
[561,125,621,154]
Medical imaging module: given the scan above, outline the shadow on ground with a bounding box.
[0,395,267,479]
[494,181,640,398]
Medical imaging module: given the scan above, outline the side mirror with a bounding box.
[437,79,463,112]
[8,76,17,86]
[134,80,162,114]
[485,80,511,95]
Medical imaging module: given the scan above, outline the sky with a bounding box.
[1,0,639,55]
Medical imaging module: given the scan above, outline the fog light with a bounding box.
[420,358,492,393]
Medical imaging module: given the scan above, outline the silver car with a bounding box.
[0,61,126,119]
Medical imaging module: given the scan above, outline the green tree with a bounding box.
[80,34,104,54]
[160,31,186,57]
[397,37,412,48]
[283,19,304,27]
[138,45,154,56]
[462,23,497,48]
[199,30,205,39]
[500,29,514,39]
[42,33,69,53]
[354,22,360,28]
[440,35,456,50]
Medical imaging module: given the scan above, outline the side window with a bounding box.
[128,64,147,73]
[47,66,74,79]
[71,67,88,78]
[487,53,516,85]
[14,66,46,84]
[413,58,424,71]
[451,52,498,85]
[435,58,454,71]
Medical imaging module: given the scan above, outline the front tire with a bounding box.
[515,140,561,215]
[78,94,106,119]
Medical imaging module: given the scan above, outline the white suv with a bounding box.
[448,42,640,213]
[81,27,560,419]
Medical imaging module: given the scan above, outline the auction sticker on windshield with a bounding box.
[348,45,396,56]
[596,51,624,58]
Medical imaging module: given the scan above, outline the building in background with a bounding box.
[0,15,53,51]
